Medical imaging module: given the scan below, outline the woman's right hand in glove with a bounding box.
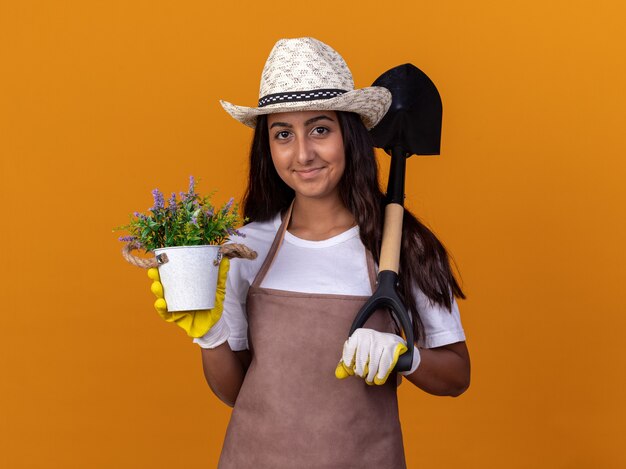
[147,258,230,346]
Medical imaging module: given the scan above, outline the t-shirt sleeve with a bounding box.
[191,250,251,352]
[413,285,466,349]
[191,216,280,351]
[222,256,250,351]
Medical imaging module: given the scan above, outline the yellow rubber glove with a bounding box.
[335,328,410,386]
[147,258,230,338]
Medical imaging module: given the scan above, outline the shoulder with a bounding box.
[227,214,280,253]
[225,213,281,279]
[234,215,280,242]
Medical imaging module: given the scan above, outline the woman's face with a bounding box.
[267,110,345,201]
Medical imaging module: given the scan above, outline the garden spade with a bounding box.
[347,63,443,373]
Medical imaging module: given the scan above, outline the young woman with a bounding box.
[150,37,470,468]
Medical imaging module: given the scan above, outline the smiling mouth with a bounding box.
[295,168,323,173]
[294,167,325,179]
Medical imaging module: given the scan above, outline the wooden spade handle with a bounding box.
[379,203,404,273]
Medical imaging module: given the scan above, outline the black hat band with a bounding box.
[258,89,348,108]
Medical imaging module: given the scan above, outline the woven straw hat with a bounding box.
[219,37,392,130]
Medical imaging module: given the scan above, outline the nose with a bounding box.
[295,134,315,165]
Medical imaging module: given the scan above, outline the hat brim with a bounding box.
[219,86,391,131]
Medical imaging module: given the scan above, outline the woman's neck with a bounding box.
[288,195,356,241]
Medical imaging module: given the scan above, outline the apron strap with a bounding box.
[251,200,295,289]
[365,250,378,294]
[251,199,379,294]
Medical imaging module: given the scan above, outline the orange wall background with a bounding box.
[2,1,625,467]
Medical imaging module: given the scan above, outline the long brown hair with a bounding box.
[241,111,465,344]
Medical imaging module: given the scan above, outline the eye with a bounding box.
[311,126,329,136]
[274,130,291,140]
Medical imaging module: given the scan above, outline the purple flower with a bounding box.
[188,175,195,194]
[118,235,137,242]
[226,227,246,238]
[221,197,234,214]
[168,192,177,211]
[190,214,198,226]
[205,207,214,218]
[133,211,148,221]
[151,189,165,210]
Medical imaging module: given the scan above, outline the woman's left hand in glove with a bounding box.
[335,328,421,385]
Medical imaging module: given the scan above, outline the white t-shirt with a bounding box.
[193,212,466,351]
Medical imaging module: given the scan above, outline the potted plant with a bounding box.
[114,176,255,312]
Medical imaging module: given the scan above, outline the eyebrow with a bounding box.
[269,115,335,129]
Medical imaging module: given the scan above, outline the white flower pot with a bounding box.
[152,245,221,312]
